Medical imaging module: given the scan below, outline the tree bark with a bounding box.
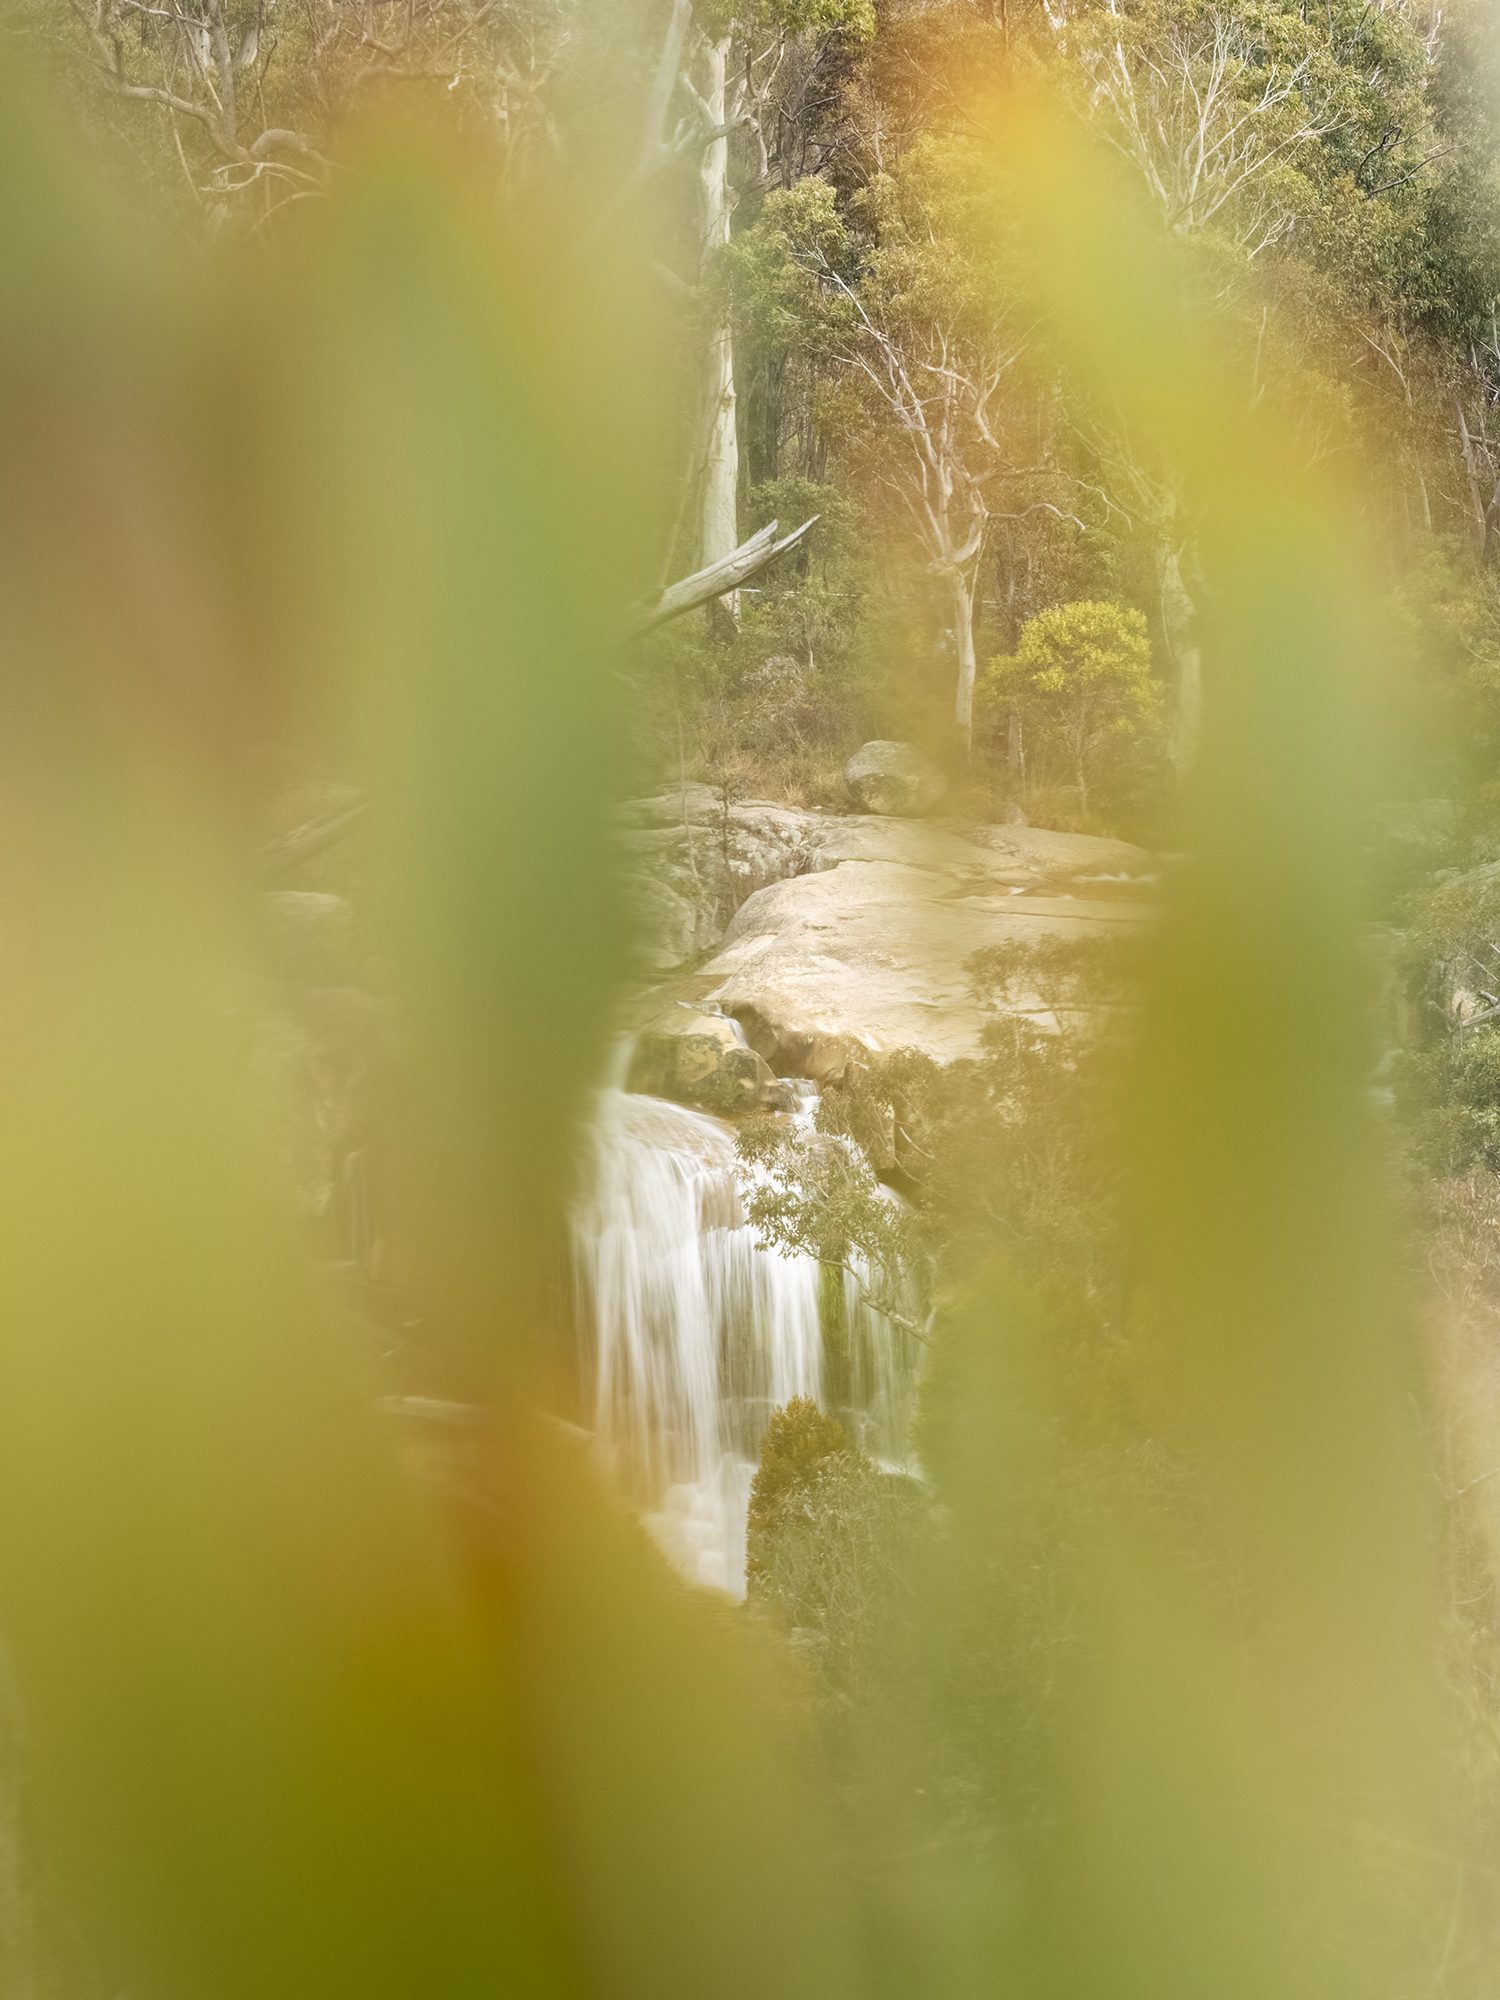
[697,36,740,625]
[1157,535,1202,781]
[1453,391,1489,552]
[950,566,978,754]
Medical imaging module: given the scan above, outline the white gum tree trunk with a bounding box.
[949,565,979,753]
[697,35,740,621]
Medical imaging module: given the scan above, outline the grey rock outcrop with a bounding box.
[614,784,819,971]
[844,741,946,817]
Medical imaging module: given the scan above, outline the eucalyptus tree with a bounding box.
[60,0,330,218]
[727,141,1085,753]
[639,0,872,615]
[1070,0,1454,775]
[830,153,1026,752]
[45,0,572,225]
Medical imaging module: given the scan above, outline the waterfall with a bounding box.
[573,1088,922,1597]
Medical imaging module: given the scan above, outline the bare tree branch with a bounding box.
[623,516,819,638]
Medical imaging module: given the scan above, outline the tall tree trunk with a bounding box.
[1157,535,1202,781]
[950,566,978,754]
[1453,391,1488,553]
[697,36,739,625]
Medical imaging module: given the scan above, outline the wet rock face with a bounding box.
[626,1025,795,1116]
[621,992,796,1114]
[844,741,946,818]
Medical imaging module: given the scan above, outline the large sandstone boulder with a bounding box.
[614,782,1149,973]
[844,740,946,817]
[624,813,1157,1085]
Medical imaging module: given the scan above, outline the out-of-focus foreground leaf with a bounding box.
[917,91,1439,2000]
[0,76,855,2000]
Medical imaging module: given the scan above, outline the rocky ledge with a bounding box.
[617,784,1157,1105]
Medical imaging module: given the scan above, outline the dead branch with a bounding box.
[624,516,819,638]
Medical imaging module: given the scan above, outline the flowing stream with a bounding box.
[573,1087,923,1596]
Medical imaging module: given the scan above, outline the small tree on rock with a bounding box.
[986,601,1159,814]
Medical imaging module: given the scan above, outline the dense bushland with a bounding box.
[18,0,1500,834]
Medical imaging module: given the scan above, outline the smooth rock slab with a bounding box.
[700,858,1152,1081]
[614,785,1154,970]
[803,813,1149,884]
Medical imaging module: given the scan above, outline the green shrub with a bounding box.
[746,1395,858,1584]
[746,1398,928,1720]
[1394,1031,1500,1176]
[984,600,1160,815]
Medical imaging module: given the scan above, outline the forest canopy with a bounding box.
[11,0,1500,831]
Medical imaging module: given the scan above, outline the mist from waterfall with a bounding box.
[573,1088,923,1597]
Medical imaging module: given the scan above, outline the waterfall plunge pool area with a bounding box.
[572,1087,926,1598]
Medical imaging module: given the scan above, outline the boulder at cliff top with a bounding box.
[844,740,946,817]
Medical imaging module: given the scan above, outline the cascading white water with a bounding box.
[573,1087,922,1597]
